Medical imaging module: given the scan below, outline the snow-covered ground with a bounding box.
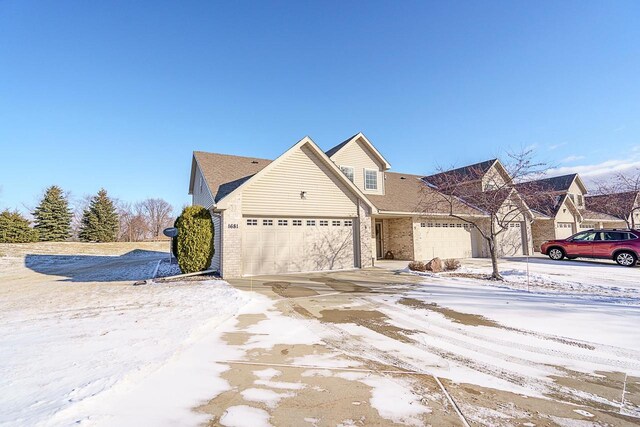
[2,245,640,426]
[0,244,252,426]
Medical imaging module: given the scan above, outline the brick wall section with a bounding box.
[531,219,555,252]
[220,192,243,278]
[358,200,373,267]
[384,217,415,260]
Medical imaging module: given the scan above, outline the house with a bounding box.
[585,191,640,229]
[517,173,626,251]
[189,133,534,278]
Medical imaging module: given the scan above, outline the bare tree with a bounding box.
[117,202,149,242]
[589,169,640,228]
[422,150,547,280]
[137,198,174,239]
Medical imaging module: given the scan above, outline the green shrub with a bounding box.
[0,210,39,243]
[174,205,214,273]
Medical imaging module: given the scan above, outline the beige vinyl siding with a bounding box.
[211,213,222,272]
[330,139,385,195]
[242,145,358,217]
[481,164,507,191]
[192,165,215,209]
[567,180,585,208]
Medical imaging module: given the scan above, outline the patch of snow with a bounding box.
[254,379,306,390]
[240,388,294,408]
[253,368,281,380]
[362,376,431,426]
[219,405,272,427]
[572,409,594,418]
[0,280,251,426]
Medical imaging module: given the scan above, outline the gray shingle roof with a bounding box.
[518,173,578,193]
[367,172,485,215]
[193,151,272,203]
[423,159,498,187]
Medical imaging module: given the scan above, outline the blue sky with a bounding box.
[1,1,639,214]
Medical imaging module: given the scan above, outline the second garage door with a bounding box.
[416,220,477,259]
[499,221,525,256]
[242,217,356,276]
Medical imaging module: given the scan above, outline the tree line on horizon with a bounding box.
[0,186,176,244]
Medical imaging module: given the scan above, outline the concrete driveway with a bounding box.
[199,267,640,426]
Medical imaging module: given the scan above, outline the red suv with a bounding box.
[541,229,640,267]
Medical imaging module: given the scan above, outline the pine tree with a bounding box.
[0,210,39,243]
[79,189,119,242]
[33,185,72,241]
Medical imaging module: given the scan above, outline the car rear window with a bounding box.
[602,232,629,241]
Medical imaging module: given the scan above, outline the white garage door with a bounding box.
[242,217,355,276]
[556,222,575,239]
[417,220,475,259]
[499,222,525,256]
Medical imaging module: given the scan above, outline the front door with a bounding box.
[375,221,383,259]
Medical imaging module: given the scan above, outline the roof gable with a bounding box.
[325,132,391,170]
[214,136,376,210]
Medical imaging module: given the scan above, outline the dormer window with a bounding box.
[340,165,354,182]
[364,169,378,190]
[577,195,583,206]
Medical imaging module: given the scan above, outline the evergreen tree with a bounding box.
[79,189,119,242]
[0,210,39,243]
[33,185,72,241]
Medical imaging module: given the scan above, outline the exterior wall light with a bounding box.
[300,191,307,199]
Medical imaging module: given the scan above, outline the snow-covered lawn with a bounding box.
[2,245,640,426]
[0,280,250,426]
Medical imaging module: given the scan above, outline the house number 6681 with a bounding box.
[227,223,239,229]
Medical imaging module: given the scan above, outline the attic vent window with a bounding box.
[400,176,406,180]
[251,160,259,164]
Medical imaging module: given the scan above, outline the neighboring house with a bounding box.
[189,133,534,278]
[585,191,640,229]
[517,174,625,251]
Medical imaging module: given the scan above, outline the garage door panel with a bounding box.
[417,221,474,259]
[499,222,525,256]
[242,217,355,276]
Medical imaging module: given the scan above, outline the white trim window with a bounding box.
[340,166,354,182]
[364,169,378,190]
[344,220,353,226]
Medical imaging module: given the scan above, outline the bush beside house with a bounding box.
[174,205,214,273]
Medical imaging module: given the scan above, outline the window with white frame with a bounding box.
[319,220,329,226]
[292,219,302,226]
[307,220,316,226]
[246,219,257,226]
[420,222,426,227]
[278,219,288,226]
[340,166,354,182]
[332,220,340,226]
[364,169,378,190]
[577,195,583,206]
[344,220,353,226]
[263,219,273,226]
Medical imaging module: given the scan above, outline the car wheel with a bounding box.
[548,248,564,261]
[615,251,637,267]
